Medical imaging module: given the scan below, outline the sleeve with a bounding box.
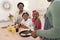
[36,1,60,38]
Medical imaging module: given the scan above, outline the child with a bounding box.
[32,10,42,30]
[32,10,42,40]
[20,12,34,31]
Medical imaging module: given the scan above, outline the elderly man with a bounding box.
[31,0,60,40]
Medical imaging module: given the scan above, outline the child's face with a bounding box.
[23,14,29,21]
[32,12,39,19]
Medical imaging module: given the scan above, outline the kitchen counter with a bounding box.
[0,28,40,40]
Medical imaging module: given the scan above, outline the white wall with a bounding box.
[0,0,18,21]
[0,0,51,29]
[0,0,50,21]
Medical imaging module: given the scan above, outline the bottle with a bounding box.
[15,24,19,32]
[16,28,18,32]
[9,24,15,33]
[11,27,15,33]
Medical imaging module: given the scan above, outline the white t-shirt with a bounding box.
[16,10,31,24]
[21,19,34,31]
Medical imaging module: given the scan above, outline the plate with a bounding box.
[19,30,32,37]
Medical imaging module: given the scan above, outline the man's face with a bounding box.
[18,4,24,10]
[47,0,52,2]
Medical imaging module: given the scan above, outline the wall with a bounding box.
[0,0,50,29]
[0,0,50,21]
[0,0,18,21]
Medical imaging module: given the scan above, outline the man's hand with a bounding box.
[31,30,37,38]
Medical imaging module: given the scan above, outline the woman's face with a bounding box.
[32,12,39,19]
[23,14,29,21]
[18,4,24,11]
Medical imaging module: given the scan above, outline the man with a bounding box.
[31,0,60,40]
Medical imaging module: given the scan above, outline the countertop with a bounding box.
[0,28,40,40]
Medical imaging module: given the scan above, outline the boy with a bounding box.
[20,12,34,31]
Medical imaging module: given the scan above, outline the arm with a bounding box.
[14,11,19,24]
[36,19,41,29]
[20,20,29,29]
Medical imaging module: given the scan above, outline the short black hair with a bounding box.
[22,12,29,17]
[17,2,24,8]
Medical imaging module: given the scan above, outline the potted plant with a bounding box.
[8,14,13,21]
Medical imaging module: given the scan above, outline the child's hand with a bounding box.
[23,26,29,29]
[40,36,42,40]
[31,30,37,38]
[34,28,38,30]
[20,24,29,29]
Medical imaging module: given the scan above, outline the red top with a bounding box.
[32,19,42,30]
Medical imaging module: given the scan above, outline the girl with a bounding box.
[32,10,42,40]
[32,10,42,30]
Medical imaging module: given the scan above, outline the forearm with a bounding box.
[36,28,58,38]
